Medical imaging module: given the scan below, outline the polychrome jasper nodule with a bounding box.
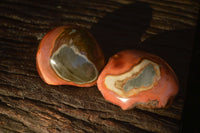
[36,26,105,87]
[97,50,179,110]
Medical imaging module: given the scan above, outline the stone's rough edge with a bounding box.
[0,0,199,132]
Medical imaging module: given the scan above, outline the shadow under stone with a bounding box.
[90,2,196,96]
[90,2,152,59]
[138,29,195,95]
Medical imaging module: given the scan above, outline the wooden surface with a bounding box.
[0,0,199,132]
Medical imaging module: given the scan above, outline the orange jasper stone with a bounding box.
[36,26,105,87]
[97,50,179,110]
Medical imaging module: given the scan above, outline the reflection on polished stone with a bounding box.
[36,26,105,87]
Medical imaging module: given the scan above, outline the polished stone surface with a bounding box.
[123,64,156,92]
[50,44,98,84]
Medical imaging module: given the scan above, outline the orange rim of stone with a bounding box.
[36,26,105,87]
[97,50,179,110]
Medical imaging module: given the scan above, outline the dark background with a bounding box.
[181,12,200,133]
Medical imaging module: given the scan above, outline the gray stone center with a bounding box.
[123,64,156,92]
[50,45,98,84]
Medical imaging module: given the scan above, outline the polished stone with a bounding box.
[123,64,156,92]
[50,44,98,84]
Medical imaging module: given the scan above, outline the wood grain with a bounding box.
[0,0,199,132]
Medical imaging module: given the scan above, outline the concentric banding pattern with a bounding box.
[48,27,99,84]
[104,59,161,97]
[50,44,98,84]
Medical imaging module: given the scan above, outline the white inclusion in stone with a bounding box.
[50,59,56,65]
[70,44,90,68]
[117,97,129,103]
